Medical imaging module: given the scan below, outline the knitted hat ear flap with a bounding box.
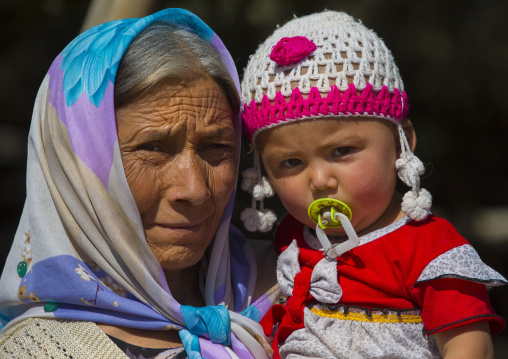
[395,125,432,221]
[240,147,277,232]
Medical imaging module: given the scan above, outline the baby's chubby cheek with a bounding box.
[288,199,320,229]
[354,173,396,208]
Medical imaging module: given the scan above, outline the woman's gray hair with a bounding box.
[114,21,240,116]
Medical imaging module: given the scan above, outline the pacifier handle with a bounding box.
[316,213,359,258]
[308,198,359,258]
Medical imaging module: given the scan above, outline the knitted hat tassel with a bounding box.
[395,125,432,221]
[240,148,277,232]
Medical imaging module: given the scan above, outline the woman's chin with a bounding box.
[157,247,206,271]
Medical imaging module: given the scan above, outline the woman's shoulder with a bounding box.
[0,317,127,359]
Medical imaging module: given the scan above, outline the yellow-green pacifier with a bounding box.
[308,198,352,229]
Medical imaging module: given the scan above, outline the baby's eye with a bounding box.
[333,147,352,157]
[281,158,302,168]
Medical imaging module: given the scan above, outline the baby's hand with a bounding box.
[434,321,494,359]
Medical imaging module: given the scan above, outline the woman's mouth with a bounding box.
[156,221,204,231]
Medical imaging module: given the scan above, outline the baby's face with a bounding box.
[256,117,402,236]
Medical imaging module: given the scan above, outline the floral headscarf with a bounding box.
[0,8,272,359]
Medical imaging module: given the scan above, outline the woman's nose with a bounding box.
[310,164,338,193]
[166,153,211,206]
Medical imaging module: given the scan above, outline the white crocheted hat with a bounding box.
[240,11,431,232]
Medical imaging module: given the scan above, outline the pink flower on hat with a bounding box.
[270,36,316,65]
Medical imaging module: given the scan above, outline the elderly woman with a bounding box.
[0,8,278,359]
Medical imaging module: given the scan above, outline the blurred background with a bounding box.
[1,0,507,355]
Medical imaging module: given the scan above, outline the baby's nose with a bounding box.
[310,166,338,192]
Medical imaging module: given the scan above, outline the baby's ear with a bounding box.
[401,118,417,152]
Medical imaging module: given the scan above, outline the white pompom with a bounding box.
[241,168,258,192]
[241,208,261,232]
[261,176,275,198]
[252,183,264,200]
[240,207,277,232]
[252,176,275,200]
[401,188,432,221]
[257,209,277,232]
[396,153,425,188]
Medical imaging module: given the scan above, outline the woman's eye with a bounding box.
[333,147,352,157]
[203,143,233,154]
[201,143,234,164]
[281,158,302,168]
[137,144,163,152]
[206,143,229,150]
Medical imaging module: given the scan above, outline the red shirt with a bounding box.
[273,214,505,334]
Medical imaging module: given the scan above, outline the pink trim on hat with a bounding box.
[242,83,408,141]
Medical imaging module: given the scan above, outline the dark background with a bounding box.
[1,0,508,355]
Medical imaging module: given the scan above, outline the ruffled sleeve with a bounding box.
[415,244,507,287]
[412,244,507,335]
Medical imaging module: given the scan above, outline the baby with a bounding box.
[239,11,507,359]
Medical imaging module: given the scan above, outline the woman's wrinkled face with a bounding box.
[117,78,237,271]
